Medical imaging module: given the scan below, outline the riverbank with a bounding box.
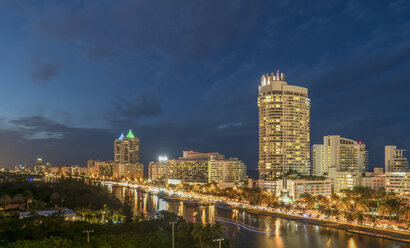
[101,180,410,244]
[242,208,410,243]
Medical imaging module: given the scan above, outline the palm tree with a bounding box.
[300,193,315,209]
[366,214,378,227]
[191,223,208,248]
[191,222,223,248]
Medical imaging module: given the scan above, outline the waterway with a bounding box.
[110,185,406,248]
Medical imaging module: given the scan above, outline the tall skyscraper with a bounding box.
[385,146,408,172]
[313,135,368,175]
[113,130,143,179]
[258,71,310,179]
[114,130,140,164]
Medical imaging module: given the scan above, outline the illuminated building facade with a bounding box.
[331,171,362,192]
[311,144,325,176]
[148,156,168,181]
[166,151,222,183]
[249,178,331,200]
[258,71,310,179]
[385,172,410,202]
[113,130,144,179]
[385,146,408,172]
[248,178,277,192]
[34,158,51,173]
[114,130,140,164]
[208,157,247,183]
[314,135,368,175]
[87,160,114,178]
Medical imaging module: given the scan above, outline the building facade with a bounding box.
[113,163,143,179]
[87,160,114,178]
[385,146,408,172]
[258,71,310,179]
[248,178,331,200]
[114,130,140,164]
[362,168,385,190]
[148,156,168,181]
[248,178,278,192]
[313,135,368,175]
[311,144,325,176]
[166,151,219,183]
[293,179,331,199]
[208,157,247,183]
[113,130,143,179]
[385,172,410,202]
[331,170,362,192]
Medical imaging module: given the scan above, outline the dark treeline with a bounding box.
[0,178,233,247]
[1,210,232,248]
[0,178,121,211]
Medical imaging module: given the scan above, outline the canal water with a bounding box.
[110,185,406,248]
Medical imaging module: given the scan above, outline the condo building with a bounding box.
[311,144,325,176]
[385,146,408,172]
[87,160,114,178]
[113,130,144,179]
[208,157,247,183]
[151,150,247,184]
[114,130,140,164]
[248,178,331,201]
[312,135,368,176]
[331,170,362,192]
[293,179,331,199]
[385,172,410,203]
[166,151,222,183]
[362,168,385,190]
[258,71,311,179]
[148,156,168,181]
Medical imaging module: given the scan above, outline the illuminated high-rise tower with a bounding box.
[258,71,310,179]
[114,129,140,164]
[113,129,143,179]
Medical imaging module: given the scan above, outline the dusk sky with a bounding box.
[0,0,409,171]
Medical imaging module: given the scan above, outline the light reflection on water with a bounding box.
[110,186,406,248]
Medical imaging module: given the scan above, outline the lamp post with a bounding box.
[170,221,177,248]
[213,238,224,248]
[83,229,94,243]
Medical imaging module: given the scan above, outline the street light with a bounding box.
[213,238,224,248]
[83,229,94,243]
[170,221,177,248]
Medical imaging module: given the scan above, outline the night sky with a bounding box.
[0,1,409,171]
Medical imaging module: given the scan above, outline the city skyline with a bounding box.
[1,1,410,170]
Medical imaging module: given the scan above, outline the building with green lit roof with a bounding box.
[113,129,143,179]
[114,129,140,164]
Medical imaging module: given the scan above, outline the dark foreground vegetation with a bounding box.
[1,210,231,248]
[0,177,232,247]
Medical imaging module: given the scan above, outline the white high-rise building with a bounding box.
[325,135,368,173]
[312,136,368,176]
[385,146,408,172]
[311,144,324,176]
[258,71,311,179]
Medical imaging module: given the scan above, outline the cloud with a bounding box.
[23,0,265,62]
[29,58,62,83]
[105,90,162,128]
[217,121,248,130]
[10,116,69,139]
[0,115,116,168]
